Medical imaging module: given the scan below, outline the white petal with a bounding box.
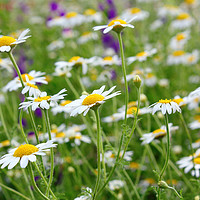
[8,157,20,169]
[20,156,29,168]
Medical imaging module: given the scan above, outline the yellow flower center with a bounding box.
[0,36,16,47]
[194,157,200,164]
[176,13,190,20]
[82,31,91,36]
[1,140,10,147]
[153,129,166,138]
[13,144,39,157]
[188,55,195,62]
[128,101,137,107]
[27,83,38,89]
[129,162,139,169]
[34,96,51,102]
[184,0,195,4]
[110,153,115,158]
[56,132,65,138]
[69,135,82,140]
[103,56,113,61]
[127,106,138,115]
[84,9,96,15]
[51,128,58,134]
[172,50,185,56]
[82,94,104,106]
[176,33,186,41]
[69,56,81,62]
[21,74,34,82]
[166,179,178,185]
[136,51,148,57]
[108,19,127,27]
[172,98,183,105]
[145,178,155,184]
[158,99,172,104]
[0,58,2,63]
[65,12,77,18]
[146,73,154,78]
[130,8,141,14]
[60,100,72,106]
[45,75,52,82]
[195,139,200,143]
[64,156,71,163]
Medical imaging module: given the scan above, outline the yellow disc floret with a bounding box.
[82,94,104,106]
[136,51,148,57]
[21,74,34,82]
[194,157,200,164]
[158,99,172,104]
[27,83,38,89]
[176,13,190,20]
[1,140,10,147]
[172,50,185,56]
[84,9,96,15]
[129,162,140,169]
[131,8,141,14]
[176,33,186,41]
[184,0,195,4]
[173,98,183,105]
[127,106,138,115]
[108,19,127,27]
[60,100,72,106]
[56,132,65,138]
[103,56,113,61]
[13,144,39,157]
[153,129,166,138]
[34,96,51,102]
[69,56,81,62]
[0,36,16,47]
[65,12,77,18]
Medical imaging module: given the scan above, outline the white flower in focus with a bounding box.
[149,99,181,115]
[19,89,67,111]
[0,140,57,169]
[66,85,121,117]
[0,29,31,52]
[93,18,135,34]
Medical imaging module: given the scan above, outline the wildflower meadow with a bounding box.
[0,0,200,199]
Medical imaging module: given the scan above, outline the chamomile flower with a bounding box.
[121,8,149,21]
[0,58,13,73]
[64,12,84,28]
[74,187,92,200]
[83,9,102,23]
[66,85,121,117]
[93,18,135,34]
[157,5,183,18]
[140,123,179,144]
[0,140,10,148]
[176,148,200,177]
[51,100,72,115]
[21,82,41,97]
[145,72,157,87]
[150,99,181,115]
[0,29,31,52]
[192,139,200,149]
[127,49,157,64]
[19,89,67,111]
[170,13,195,30]
[3,70,47,92]
[169,31,190,50]
[185,50,199,65]
[189,119,200,130]
[108,180,124,191]
[92,55,121,67]
[167,50,186,65]
[77,32,98,44]
[0,140,57,169]
[47,40,65,51]
[53,62,72,78]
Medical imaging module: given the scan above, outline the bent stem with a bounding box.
[159,113,170,180]
[93,109,102,200]
[44,110,54,196]
[117,32,128,124]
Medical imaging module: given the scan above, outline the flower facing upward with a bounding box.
[0,29,31,52]
[19,89,67,111]
[65,85,121,116]
[93,18,135,34]
[0,140,57,169]
[150,99,181,115]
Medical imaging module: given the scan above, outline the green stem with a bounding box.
[44,110,54,196]
[19,109,29,143]
[78,73,86,92]
[117,33,128,124]
[27,164,50,200]
[65,77,79,98]
[93,109,102,200]
[159,113,170,180]
[168,187,183,199]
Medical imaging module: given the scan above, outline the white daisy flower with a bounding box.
[189,120,200,130]
[51,100,72,115]
[19,89,67,111]
[170,13,195,30]
[74,187,92,200]
[150,19,164,31]
[127,48,157,64]
[189,87,200,98]
[109,180,124,191]
[77,32,98,44]
[55,56,95,75]
[121,7,149,21]
[145,72,157,87]
[149,99,181,115]
[185,50,199,65]
[53,62,72,78]
[83,9,102,23]
[176,148,200,177]
[0,140,57,169]
[140,123,179,145]
[63,12,85,28]
[157,5,183,18]
[0,57,13,73]
[3,70,47,92]
[169,30,190,50]
[93,18,135,34]
[192,139,200,149]
[167,50,187,65]
[92,55,121,67]
[0,29,31,52]
[66,85,121,117]
[0,140,10,148]
[47,40,65,51]
[21,82,41,97]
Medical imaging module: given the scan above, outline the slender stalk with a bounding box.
[65,77,79,98]
[117,33,128,124]
[27,164,50,200]
[159,113,170,180]
[78,73,86,92]
[19,109,29,143]
[168,187,183,199]
[44,110,54,196]
[100,133,107,181]
[93,109,102,200]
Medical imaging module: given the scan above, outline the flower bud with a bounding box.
[158,180,169,189]
[133,75,141,88]
[140,94,147,102]
[82,91,89,96]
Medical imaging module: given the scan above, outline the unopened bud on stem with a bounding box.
[133,75,141,89]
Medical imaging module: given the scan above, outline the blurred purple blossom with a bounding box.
[35,108,42,118]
